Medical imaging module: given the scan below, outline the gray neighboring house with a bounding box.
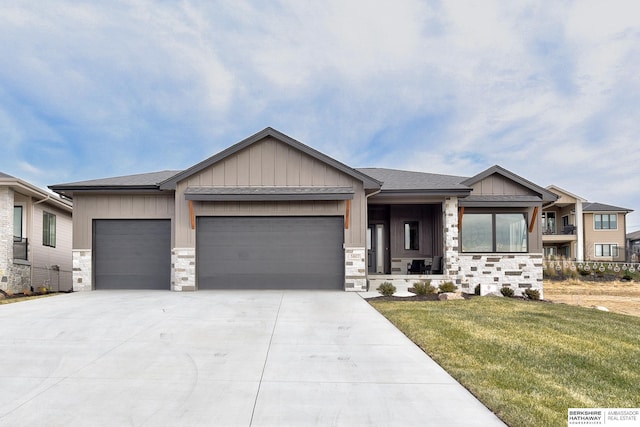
[50,127,557,297]
[1,172,73,293]
[627,230,640,262]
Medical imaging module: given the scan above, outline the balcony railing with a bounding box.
[13,237,28,261]
[543,225,576,235]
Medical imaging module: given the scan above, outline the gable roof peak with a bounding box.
[159,127,381,190]
[462,164,558,203]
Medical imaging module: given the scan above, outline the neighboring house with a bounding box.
[1,172,73,293]
[627,230,640,262]
[50,127,557,297]
[543,185,633,262]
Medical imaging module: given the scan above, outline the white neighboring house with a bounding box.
[0,172,73,293]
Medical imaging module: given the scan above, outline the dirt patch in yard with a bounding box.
[544,279,640,317]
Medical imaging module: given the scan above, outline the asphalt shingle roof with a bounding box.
[583,202,633,212]
[355,168,470,191]
[51,170,181,189]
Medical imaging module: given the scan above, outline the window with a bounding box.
[461,213,528,253]
[594,214,617,230]
[542,211,555,234]
[404,221,419,250]
[595,244,618,258]
[13,206,23,240]
[43,212,56,247]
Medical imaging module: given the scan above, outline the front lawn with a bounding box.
[369,297,640,427]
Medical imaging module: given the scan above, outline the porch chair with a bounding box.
[427,256,443,274]
[407,259,427,274]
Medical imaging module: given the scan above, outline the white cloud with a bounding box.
[0,0,639,228]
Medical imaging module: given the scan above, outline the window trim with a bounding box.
[594,213,618,230]
[461,212,529,254]
[43,211,57,248]
[594,243,619,258]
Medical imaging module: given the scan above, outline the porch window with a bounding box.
[43,211,56,247]
[461,213,527,253]
[404,221,419,250]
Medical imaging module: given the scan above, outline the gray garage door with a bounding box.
[197,216,344,290]
[93,219,171,290]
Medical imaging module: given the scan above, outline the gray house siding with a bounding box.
[173,137,367,249]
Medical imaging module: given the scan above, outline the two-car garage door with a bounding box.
[197,217,344,290]
[93,217,344,290]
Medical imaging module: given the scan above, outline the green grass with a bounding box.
[370,297,640,427]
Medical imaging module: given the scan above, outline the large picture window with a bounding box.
[461,213,528,253]
[43,211,56,247]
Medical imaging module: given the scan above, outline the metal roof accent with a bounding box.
[185,186,355,201]
[459,195,543,207]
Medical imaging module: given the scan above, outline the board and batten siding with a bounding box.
[174,137,367,248]
[470,174,539,196]
[72,193,175,249]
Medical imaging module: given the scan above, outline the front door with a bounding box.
[367,223,386,274]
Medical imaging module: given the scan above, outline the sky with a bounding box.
[1,1,639,231]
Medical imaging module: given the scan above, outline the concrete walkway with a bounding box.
[0,291,505,426]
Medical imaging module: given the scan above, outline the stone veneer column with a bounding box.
[172,248,196,291]
[72,250,92,291]
[0,187,12,292]
[345,247,366,291]
[443,197,460,282]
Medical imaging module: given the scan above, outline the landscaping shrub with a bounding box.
[523,288,540,300]
[438,281,457,293]
[500,287,515,298]
[474,284,481,295]
[377,282,396,296]
[413,281,436,296]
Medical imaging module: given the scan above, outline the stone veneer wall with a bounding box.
[443,197,460,280]
[72,250,92,291]
[0,186,13,292]
[345,247,366,291]
[172,248,196,291]
[457,254,544,298]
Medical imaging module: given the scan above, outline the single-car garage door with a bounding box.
[197,216,344,290]
[93,219,171,290]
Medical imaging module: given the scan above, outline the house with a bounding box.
[1,172,73,294]
[627,230,640,262]
[50,127,557,296]
[542,185,633,262]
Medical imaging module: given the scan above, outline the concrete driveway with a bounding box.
[0,291,505,426]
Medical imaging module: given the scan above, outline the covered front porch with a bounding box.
[366,202,448,292]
